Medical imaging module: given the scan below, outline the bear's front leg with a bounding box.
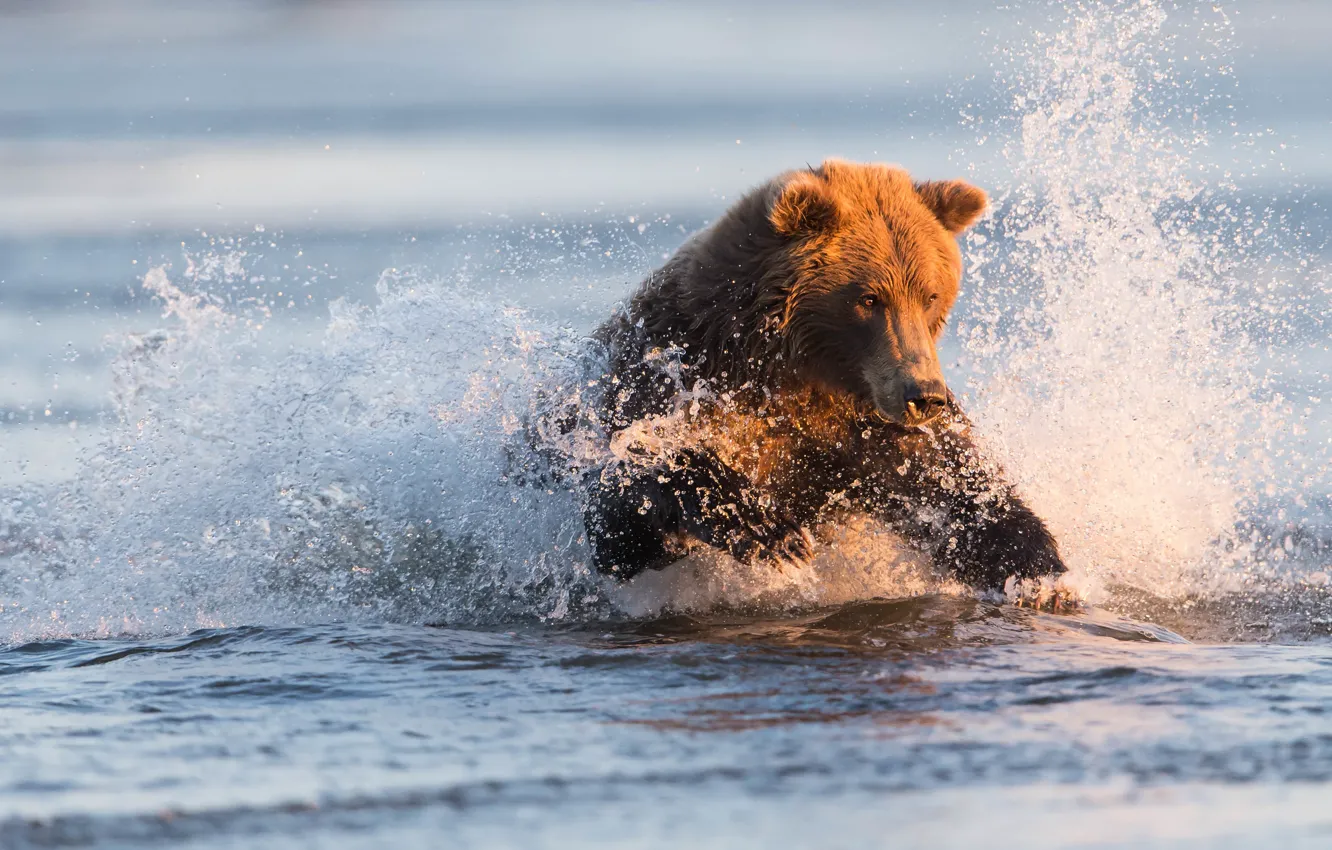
[929,489,1065,590]
[865,412,1066,591]
[582,448,811,580]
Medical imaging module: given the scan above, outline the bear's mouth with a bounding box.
[871,407,921,431]
[870,404,948,434]
[867,388,911,428]
[867,382,949,429]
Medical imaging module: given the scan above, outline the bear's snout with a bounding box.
[864,346,949,427]
[867,371,949,428]
[902,378,948,426]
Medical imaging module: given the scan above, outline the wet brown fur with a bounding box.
[572,159,1064,588]
[614,160,980,403]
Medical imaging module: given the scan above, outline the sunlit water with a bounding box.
[3,2,1332,847]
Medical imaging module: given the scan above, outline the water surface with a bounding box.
[5,599,1332,849]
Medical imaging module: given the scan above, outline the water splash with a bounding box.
[958,0,1328,607]
[2,0,1329,641]
[1,266,614,639]
[0,259,956,640]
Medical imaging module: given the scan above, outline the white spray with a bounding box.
[959,0,1316,600]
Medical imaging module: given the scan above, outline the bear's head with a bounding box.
[766,159,986,427]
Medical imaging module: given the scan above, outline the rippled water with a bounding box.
[4,1,1332,847]
[4,601,1332,849]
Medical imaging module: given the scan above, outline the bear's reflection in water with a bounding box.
[573,594,1190,740]
[594,594,1188,655]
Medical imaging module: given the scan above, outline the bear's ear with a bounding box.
[770,172,841,237]
[914,179,988,234]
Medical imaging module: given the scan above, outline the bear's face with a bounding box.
[769,160,986,427]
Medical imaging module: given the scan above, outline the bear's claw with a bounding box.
[711,492,811,566]
[727,509,812,566]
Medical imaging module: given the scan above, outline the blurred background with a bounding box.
[2,0,1330,483]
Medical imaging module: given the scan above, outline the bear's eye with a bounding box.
[860,294,879,309]
[926,293,940,305]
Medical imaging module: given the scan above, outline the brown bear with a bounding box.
[546,158,1065,590]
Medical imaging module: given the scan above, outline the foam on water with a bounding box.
[2,0,1329,641]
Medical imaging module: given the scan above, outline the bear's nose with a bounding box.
[903,382,948,425]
